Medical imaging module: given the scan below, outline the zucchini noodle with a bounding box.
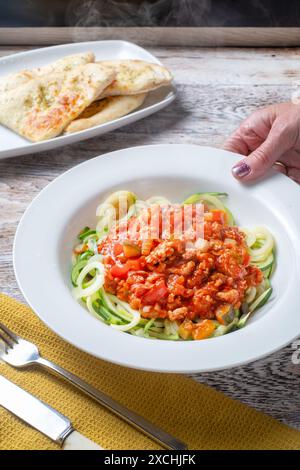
[95,205,116,234]
[145,196,171,206]
[86,293,106,323]
[125,199,148,219]
[240,228,256,247]
[245,286,257,304]
[96,202,116,219]
[164,319,179,336]
[183,192,234,225]
[248,227,274,262]
[73,260,105,299]
[126,196,171,220]
[111,308,140,331]
[71,191,275,340]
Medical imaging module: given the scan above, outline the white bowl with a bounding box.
[13,144,300,373]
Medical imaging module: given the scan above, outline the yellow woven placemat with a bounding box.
[0,293,299,450]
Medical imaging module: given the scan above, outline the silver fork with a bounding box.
[0,322,187,450]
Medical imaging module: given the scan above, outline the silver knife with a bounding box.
[0,375,103,450]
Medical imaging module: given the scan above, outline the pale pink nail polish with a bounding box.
[232,162,251,179]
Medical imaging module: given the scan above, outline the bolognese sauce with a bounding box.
[98,204,263,339]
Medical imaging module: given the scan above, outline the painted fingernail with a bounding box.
[232,162,251,179]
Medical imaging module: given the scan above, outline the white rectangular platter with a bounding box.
[0,40,176,160]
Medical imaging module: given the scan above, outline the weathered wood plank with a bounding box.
[1,27,300,47]
[0,45,299,431]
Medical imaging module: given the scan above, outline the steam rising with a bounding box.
[65,0,275,28]
[65,0,212,27]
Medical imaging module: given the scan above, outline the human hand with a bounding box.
[223,102,300,183]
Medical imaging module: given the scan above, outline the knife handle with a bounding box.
[63,431,103,450]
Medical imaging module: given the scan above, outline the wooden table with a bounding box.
[0,30,299,431]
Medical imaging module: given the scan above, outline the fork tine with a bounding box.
[0,331,14,349]
[0,322,19,343]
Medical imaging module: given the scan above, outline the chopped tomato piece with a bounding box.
[142,281,168,305]
[110,258,144,279]
[113,243,124,257]
[126,259,143,271]
[192,319,216,340]
[110,264,129,279]
[210,209,227,224]
[243,251,251,266]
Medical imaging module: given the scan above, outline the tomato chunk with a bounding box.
[113,243,124,257]
[126,259,143,271]
[211,209,227,224]
[110,258,144,279]
[110,264,129,279]
[142,281,168,305]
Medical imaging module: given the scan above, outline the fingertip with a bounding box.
[232,161,251,180]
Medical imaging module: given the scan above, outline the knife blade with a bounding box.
[0,375,102,450]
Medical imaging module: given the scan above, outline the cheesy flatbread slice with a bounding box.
[97,60,172,98]
[64,94,146,134]
[32,52,95,76]
[0,63,115,142]
[0,70,34,96]
[0,52,95,95]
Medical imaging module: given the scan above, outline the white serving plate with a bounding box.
[0,41,175,160]
[13,144,300,373]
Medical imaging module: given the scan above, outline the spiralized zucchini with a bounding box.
[126,199,149,219]
[95,190,137,234]
[145,196,171,206]
[240,228,257,248]
[71,191,275,340]
[248,226,274,262]
[73,260,105,299]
